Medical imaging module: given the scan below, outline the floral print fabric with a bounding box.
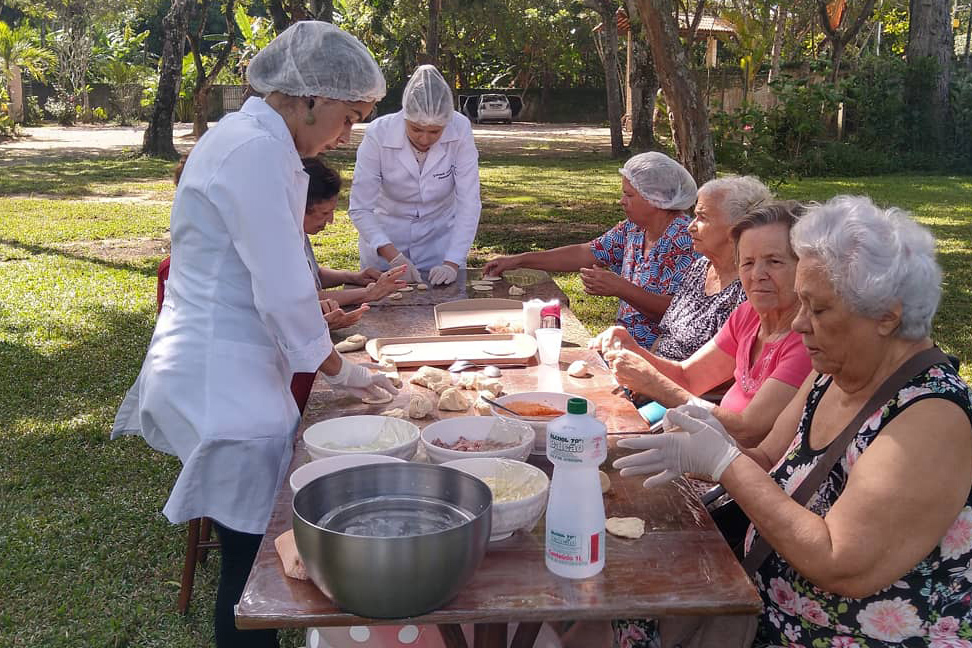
[748,362,972,647]
[590,216,698,349]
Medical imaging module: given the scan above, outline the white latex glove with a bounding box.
[428,264,457,286]
[322,354,399,400]
[614,406,741,488]
[390,253,422,284]
[686,394,717,412]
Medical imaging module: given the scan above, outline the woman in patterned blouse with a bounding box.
[482,152,698,349]
[615,195,972,648]
[604,201,812,447]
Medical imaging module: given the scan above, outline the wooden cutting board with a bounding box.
[366,333,537,367]
[433,298,524,334]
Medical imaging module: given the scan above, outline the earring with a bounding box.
[305,112,316,126]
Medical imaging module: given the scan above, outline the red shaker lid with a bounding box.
[540,303,561,318]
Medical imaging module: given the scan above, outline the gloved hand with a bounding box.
[322,354,399,400]
[428,263,458,286]
[390,253,422,284]
[614,405,741,488]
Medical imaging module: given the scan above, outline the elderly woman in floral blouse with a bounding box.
[615,195,972,648]
[483,152,698,349]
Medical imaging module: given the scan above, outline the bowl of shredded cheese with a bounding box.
[303,415,420,461]
[442,457,550,542]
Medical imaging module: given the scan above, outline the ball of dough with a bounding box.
[409,366,452,390]
[416,283,429,290]
[398,285,414,292]
[606,516,645,539]
[388,292,404,300]
[482,365,502,378]
[473,398,493,416]
[508,285,525,296]
[334,333,368,352]
[438,387,473,412]
[407,393,434,419]
[381,408,407,419]
[567,360,591,378]
[599,470,611,493]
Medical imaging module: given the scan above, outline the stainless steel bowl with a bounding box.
[293,462,492,618]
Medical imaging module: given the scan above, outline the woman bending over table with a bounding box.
[483,152,699,350]
[349,64,481,286]
[603,201,812,447]
[111,22,396,648]
[615,195,972,648]
[590,174,768,361]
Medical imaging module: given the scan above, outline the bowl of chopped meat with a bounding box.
[421,416,535,464]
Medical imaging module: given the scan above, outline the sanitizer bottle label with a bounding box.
[547,428,607,464]
[546,528,604,566]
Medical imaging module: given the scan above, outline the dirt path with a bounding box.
[0,121,614,166]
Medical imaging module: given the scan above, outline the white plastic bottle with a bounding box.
[545,397,607,578]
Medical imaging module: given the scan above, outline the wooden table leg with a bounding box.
[510,622,543,648]
[474,623,508,648]
[438,623,469,648]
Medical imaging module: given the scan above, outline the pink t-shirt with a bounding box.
[713,301,812,413]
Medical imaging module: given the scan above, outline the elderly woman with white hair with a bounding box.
[483,152,699,349]
[349,64,482,286]
[614,195,972,648]
[111,22,395,647]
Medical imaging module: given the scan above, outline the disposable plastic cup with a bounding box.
[535,328,563,366]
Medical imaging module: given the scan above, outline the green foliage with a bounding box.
[712,60,972,177]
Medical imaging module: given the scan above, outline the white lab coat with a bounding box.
[349,111,481,272]
[112,97,332,535]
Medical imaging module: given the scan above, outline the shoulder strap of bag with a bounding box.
[740,346,949,576]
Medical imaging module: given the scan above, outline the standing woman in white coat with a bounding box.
[349,64,482,286]
[111,22,394,648]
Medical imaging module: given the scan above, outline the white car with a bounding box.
[475,94,513,124]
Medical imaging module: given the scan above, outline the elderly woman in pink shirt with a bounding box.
[602,200,811,447]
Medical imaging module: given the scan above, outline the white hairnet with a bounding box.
[619,152,697,211]
[247,21,386,102]
[401,65,453,126]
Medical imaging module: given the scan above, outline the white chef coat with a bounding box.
[349,110,481,272]
[112,97,332,535]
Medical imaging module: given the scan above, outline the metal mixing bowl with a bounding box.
[293,462,492,618]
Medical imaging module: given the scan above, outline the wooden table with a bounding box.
[237,272,761,646]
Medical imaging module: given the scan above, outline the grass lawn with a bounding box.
[1,149,970,647]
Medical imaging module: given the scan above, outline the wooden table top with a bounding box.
[236,273,761,630]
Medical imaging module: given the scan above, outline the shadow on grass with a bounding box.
[0,156,175,197]
[0,238,160,279]
[0,304,155,431]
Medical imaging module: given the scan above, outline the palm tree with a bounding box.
[0,21,56,123]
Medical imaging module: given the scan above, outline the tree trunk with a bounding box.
[589,0,625,158]
[906,0,953,148]
[427,0,441,64]
[143,0,191,159]
[193,85,211,138]
[632,0,716,182]
[625,0,657,152]
[768,6,787,84]
[8,64,24,123]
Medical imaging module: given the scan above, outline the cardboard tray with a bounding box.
[433,298,524,334]
[366,333,537,368]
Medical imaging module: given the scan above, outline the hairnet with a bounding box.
[401,65,453,126]
[247,21,386,102]
[619,152,697,211]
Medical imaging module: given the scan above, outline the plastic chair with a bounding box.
[158,257,318,613]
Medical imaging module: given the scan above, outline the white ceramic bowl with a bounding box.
[420,416,535,464]
[303,415,420,461]
[443,457,550,542]
[488,392,595,454]
[289,454,406,492]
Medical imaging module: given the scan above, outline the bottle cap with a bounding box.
[540,303,561,319]
[566,397,587,414]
